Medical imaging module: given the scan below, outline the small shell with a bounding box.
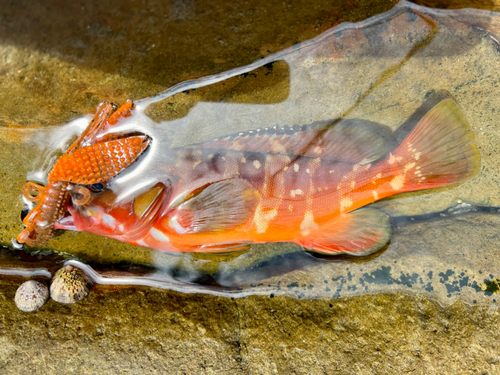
[50,265,92,304]
[15,280,49,312]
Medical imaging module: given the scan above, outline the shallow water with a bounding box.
[3,0,500,306]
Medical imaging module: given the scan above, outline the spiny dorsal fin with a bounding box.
[189,120,389,164]
[168,179,259,234]
[297,207,391,256]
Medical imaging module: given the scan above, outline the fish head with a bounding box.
[55,182,170,242]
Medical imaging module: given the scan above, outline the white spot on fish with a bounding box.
[390,175,405,190]
[118,224,125,232]
[340,197,353,212]
[376,173,382,179]
[253,160,261,169]
[329,170,334,174]
[306,168,310,174]
[300,210,318,236]
[290,189,303,198]
[169,216,187,234]
[240,156,246,163]
[294,164,299,172]
[372,190,379,200]
[313,146,322,154]
[136,239,148,247]
[254,205,278,234]
[350,181,355,188]
[270,142,285,153]
[388,153,402,165]
[149,227,170,243]
[192,157,202,168]
[288,205,293,212]
[102,213,116,228]
[353,164,360,172]
[404,162,416,172]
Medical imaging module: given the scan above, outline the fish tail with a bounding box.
[388,99,481,192]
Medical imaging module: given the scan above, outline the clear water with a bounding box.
[5,0,500,306]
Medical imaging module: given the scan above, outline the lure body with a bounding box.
[46,99,480,256]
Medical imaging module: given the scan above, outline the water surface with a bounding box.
[3,0,500,306]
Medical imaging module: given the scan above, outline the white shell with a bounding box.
[50,265,92,304]
[15,280,49,312]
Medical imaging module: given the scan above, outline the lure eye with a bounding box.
[20,206,30,221]
[88,183,107,193]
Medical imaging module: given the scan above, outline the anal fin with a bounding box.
[297,208,391,256]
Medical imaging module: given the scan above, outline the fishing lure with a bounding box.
[18,98,480,256]
[17,101,150,247]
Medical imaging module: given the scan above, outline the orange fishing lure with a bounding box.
[18,101,150,247]
[18,98,480,256]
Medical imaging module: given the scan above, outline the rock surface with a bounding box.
[1,0,500,373]
[1,280,500,374]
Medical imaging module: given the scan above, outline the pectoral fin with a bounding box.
[168,179,259,234]
[297,208,391,256]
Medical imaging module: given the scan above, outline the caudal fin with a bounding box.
[391,99,481,191]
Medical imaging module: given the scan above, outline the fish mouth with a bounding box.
[55,214,78,231]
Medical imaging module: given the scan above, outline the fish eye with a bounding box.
[20,206,30,221]
[88,183,107,193]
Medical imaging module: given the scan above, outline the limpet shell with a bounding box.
[15,280,49,312]
[50,265,92,304]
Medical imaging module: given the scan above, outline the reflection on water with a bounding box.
[4,0,500,306]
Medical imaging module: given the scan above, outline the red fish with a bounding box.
[20,99,480,256]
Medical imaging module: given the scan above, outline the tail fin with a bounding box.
[391,99,481,191]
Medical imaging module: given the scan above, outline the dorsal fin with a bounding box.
[188,120,389,164]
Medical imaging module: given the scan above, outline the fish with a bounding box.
[19,99,481,256]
